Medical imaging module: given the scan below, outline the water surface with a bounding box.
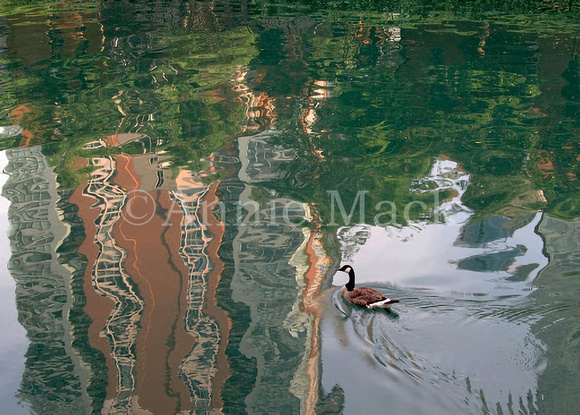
[0,1,579,414]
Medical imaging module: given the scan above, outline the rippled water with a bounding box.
[0,1,579,414]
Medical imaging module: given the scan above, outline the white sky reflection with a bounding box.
[324,158,548,414]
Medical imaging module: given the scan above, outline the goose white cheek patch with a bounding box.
[332,271,350,286]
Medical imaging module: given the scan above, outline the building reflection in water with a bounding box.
[222,129,332,413]
[3,147,88,413]
[2,139,558,414]
[72,132,226,413]
[0,16,391,413]
[0,124,331,413]
[73,152,144,413]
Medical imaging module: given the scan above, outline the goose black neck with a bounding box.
[345,270,355,292]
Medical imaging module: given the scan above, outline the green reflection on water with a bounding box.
[0,1,578,414]
[0,3,577,220]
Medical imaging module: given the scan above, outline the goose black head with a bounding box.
[338,265,355,291]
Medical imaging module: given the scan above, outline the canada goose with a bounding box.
[338,265,399,309]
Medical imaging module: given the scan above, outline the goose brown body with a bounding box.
[341,286,390,307]
[338,265,399,309]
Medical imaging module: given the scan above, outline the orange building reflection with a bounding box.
[70,134,231,413]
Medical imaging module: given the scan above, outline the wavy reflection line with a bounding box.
[114,154,158,395]
[84,156,144,412]
[200,181,231,409]
[303,226,334,414]
[171,175,221,410]
[288,215,333,415]
[232,68,276,133]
